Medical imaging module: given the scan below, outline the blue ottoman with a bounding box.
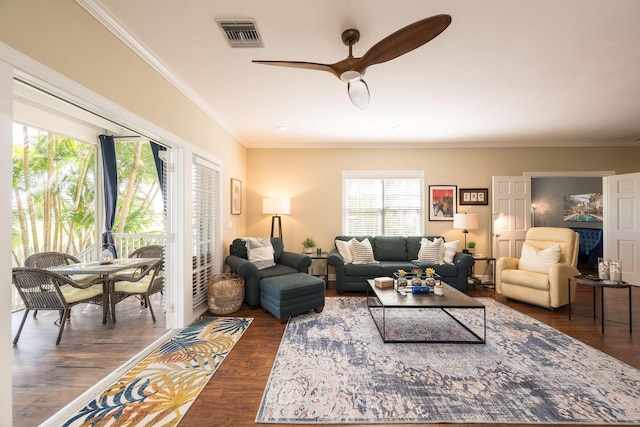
[260,273,325,322]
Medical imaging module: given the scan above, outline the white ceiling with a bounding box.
[81,0,640,148]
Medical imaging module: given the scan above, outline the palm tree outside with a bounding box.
[11,123,166,308]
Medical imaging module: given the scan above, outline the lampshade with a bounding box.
[262,198,291,215]
[453,213,478,231]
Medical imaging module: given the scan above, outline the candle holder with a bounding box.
[609,259,622,283]
[598,257,610,280]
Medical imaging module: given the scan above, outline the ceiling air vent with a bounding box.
[216,19,263,48]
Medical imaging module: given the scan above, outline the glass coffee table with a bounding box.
[366,279,486,344]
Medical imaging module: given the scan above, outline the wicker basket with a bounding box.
[208,273,244,315]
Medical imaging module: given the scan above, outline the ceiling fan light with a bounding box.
[347,79,370,109]
[340,70,361,82]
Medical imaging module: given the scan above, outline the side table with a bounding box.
[469,254,496,289]
[307,251,328,286]
[568,275,632,334]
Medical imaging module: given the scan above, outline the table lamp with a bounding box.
[453,212,478,253]
[263,198,291,238]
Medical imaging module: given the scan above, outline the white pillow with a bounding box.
[518,243,561,274]
[415,238,443,263]
[245,237,275,270]
[351,238,377,264]
[335,238,356,264]
[442,240,459,264]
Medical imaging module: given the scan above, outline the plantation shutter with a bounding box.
[191,156,219,308]
[345,178,383,235]
[344,172,423,236]
[384,178,422,236]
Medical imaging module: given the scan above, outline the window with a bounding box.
[343,171,424,236]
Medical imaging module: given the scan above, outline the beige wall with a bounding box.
[0,0,248,246]
[247,147,640,256]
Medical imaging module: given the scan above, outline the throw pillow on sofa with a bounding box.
[246,237,276,270]
[442,240,459,264]
[415,237,443,263]
[518,242,561,274]
[335,238,356,264]
[352,238,377,264]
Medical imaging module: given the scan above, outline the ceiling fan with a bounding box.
[252,14,452,109]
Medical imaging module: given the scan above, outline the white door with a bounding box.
[604,172,640,285]
[491,176,532,259]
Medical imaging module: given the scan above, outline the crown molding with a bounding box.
[74,0,244,145]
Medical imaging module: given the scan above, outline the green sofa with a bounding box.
[328,235,475,293]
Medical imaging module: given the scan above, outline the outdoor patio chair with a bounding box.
[25,251,100,284]
[24,251,81,268]
[11,267,105,345]
[110,245,164,323]
[24,251,101,319]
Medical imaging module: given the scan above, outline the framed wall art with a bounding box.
[429,185,457,220]
[231,178,242,215]
[563,193,602,222]
[459,188,489,206]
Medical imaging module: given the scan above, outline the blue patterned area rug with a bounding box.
[256,297,640,424]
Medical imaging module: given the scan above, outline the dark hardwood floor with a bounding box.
[13,280,639,427]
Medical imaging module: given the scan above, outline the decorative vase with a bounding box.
[411,276,422,286]
[304,247,313,254]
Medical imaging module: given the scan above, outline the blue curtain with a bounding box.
[150,141,167,212]
[99,135,118,258]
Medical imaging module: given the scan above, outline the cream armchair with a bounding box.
[496,227,580,309]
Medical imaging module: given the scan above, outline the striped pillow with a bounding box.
[415,238,444,263]
[352,238,377,265]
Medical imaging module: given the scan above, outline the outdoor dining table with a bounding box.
[48,257,161,324]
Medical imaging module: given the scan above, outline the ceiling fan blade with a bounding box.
[347,79,370,109]
[252,60,336,75]
[357,14,452,71]
[252,14,450,109]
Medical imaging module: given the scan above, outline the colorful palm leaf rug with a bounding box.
[256,297,640,424]
[62,316,251,426]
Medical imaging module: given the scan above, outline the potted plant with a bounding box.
[302,237,316,254]
[467,241,476,255]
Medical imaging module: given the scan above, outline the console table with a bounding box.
[568,275,632,334]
